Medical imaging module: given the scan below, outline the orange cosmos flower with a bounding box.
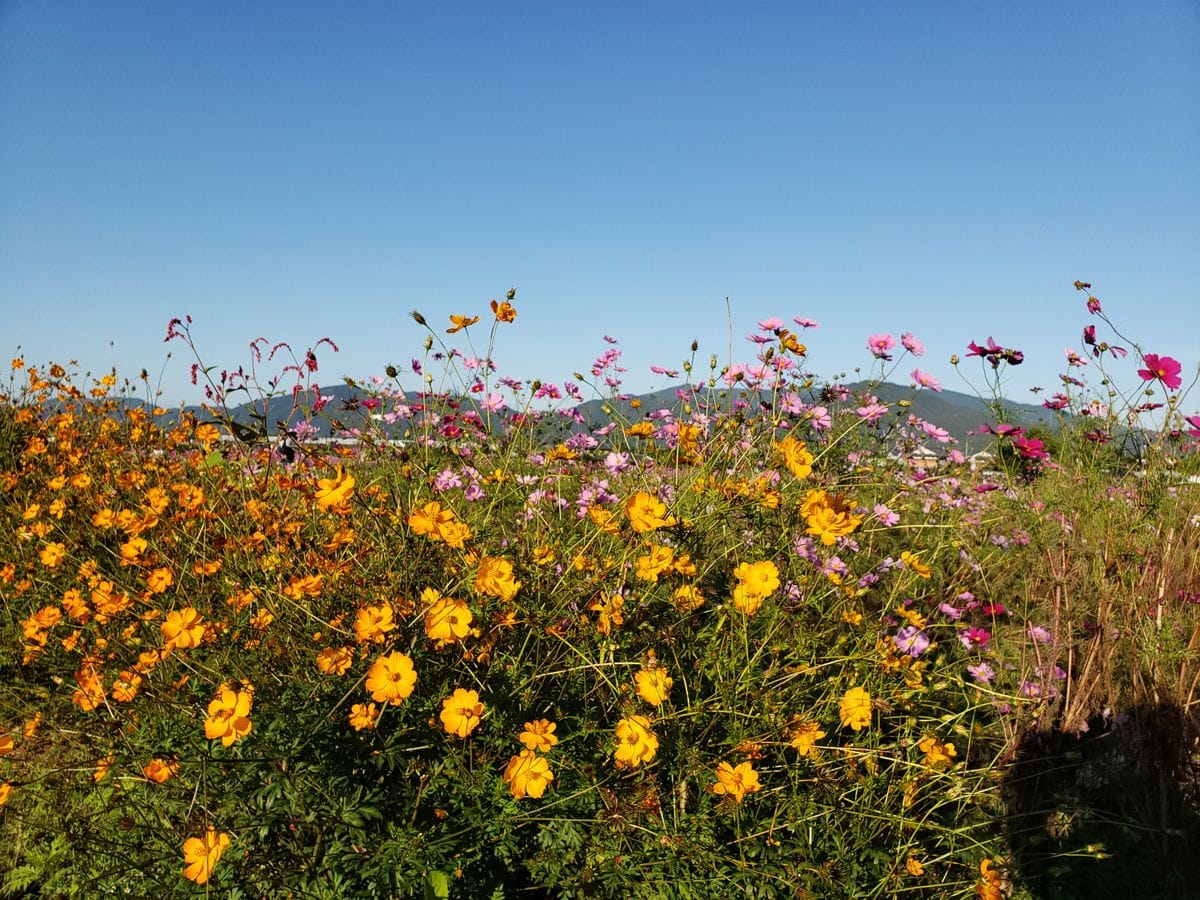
[624,491,676,533]
[634,665,673,706]
[839,686,872,731]
[348,702,378,730]
[39,542,66,568]
[786,719,826,757]
[503,750,553,799]
[439,688,484,738]
[365,651,417,703]
[731,560,780,616]
[490,299,517,322]
[316,646,355,675]
[314,467,354,511]
[142,758,179,784]
[0,783,11,807]
[519,719,559,753]
[446,313,480,333]
[917,734,957,770]
[182,827,230,885]
[146,567,173,594]
[0,734,13,756]
[408,500,455,539]
[474,556,521,601]
[613,715,658,769]
[161,607,205,650]
[354,601,396,644]
[775,434,814,479]
[204,685,253,746]
[423,589,473,644]
[710,761,761,803]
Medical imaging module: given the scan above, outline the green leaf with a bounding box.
[424,870,451,899]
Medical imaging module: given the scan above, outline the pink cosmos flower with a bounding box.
[867,333,897,360]
[1137,354,1183,391]
[1184,415,1200,438]
[757,317,785,332]
[910,369,942,392]
[1086,295,1102,314]
[792,316,819,329]
[901,333,926,356]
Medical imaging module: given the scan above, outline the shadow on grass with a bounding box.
[1003,703,1200,900]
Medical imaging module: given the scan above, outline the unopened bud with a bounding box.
[385,364,399,378]
[424,336,433,351]
[506,287,517,301]
[410,310,427,326]
[691,339,699,352]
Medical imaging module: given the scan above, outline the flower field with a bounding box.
[2,285,1199,897]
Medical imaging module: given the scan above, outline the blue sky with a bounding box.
[2,2,1198,409]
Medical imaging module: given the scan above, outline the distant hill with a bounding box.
[106,379,1061,449]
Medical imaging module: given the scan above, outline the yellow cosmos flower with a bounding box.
[803,491,863,546]
[906,856,926,877]
[204,685,253,746]
[710,761,761,803]
[161,607,205,650]
[474,556,521,602]
[314,467,355,511]
[0,783,12,807]
[119,536,148,562]
[446,313,481,333]
[94,755,115,782]
[142,757,179,784]
[787,719,827,757]
[839,686,872,732]
[634,665,673,706]
[348,702,378,731]
[354,601,396,644]
[673,584,705,611]
[503,750,553,799]
[315,646,354,675]
[439,688,484,738]
[182,827,230,885]
[624,491,676,533]
[365,651,417,703]
[775,434,814,479]
[519,719,558,753]
[193,423,221,447]
[613,715,659,769]
[423,590,473,644]
[0,734,13,756]
[917,734,957,770]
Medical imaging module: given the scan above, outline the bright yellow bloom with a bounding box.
[446,313,480,333]
[474,556,521,601]
[365,651,417,703]
[111,669,143,702]
[39,542,66,568]
[314,467,355,511]
[161,607,205,650]
[906,856,926,876]
[348,702,378,731]
[193,423,221,447]
[354,601,396,644]
[731,560,780,615]
[803,491,863,546]
[119,536,148,562]
[634,665,673,706]
[142,758,178,784]
[490,298,517,322]
[204,685,253,746]
[839,686,872,732]
[673,584,705,611]
[624,491,676,533]
[423,589,473,644]
[0,734,12,756]
[316,646,354,675]
[917,734,957,770]
[613,715,658,769]
[182,827,230,885]
[146,567,173,594]
[775,435,814,479]
[787,719,827,756]
[408,500,455,539]
[589,593,625,636]
[503,750,553,799]
[283,573,324,599]
[0,783,11,807]
[519,719,558,753]
[710,761,761,803]
[439,688,484,738]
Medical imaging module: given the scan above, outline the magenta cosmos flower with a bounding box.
[1137,354,1183,391]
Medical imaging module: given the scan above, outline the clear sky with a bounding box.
[2,1,1198,409]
